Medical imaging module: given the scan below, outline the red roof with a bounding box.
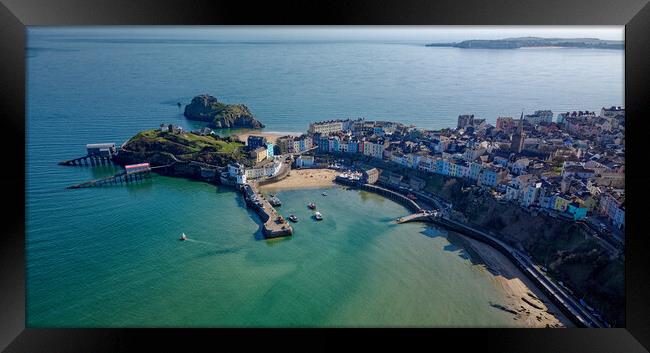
[125,163,150,169]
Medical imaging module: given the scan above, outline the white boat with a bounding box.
[322,192,328,196]
[179,233,187,241]
[314,212,323,221]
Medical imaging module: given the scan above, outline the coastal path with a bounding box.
[432,216,606,328]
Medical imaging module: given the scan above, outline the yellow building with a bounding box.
[250,146,268,163]
[553,194,571,212]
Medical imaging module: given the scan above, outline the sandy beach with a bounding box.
[260,168,338,190]
[233,131,301,144]
[260,166,572,327]
[452,233,572,328]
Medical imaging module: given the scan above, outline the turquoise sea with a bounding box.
[26,27,624,327]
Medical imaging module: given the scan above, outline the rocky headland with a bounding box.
[426,37,624,50]
[113,129,248,179]
[183,94,265,129]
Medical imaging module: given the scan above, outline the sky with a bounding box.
[29,26,624,42]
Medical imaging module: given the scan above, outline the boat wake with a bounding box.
[183,238,220,246]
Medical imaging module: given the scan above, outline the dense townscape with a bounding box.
[102,102,625,327]
[248,107,624,245]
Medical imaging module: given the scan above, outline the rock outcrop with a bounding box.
[183,94,265,129]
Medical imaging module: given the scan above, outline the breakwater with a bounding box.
[241,183,293,238]
[334,177,422,213]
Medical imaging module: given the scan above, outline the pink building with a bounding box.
[125,163,151,174]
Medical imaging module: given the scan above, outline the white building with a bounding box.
[245,161,283,179]
[521,182,541,207]
[308,120,345,134]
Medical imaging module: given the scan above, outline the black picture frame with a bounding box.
[2,0,649,352]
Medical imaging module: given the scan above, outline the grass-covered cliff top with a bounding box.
[183,94,265,129]
[121,129,247,166]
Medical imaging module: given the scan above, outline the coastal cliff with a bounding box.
[422,174,624,326]
[113,129,247,178]
[184,94,265,129]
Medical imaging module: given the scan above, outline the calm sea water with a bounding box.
[26,28,624,327]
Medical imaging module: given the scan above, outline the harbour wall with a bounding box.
[334,177,422,213]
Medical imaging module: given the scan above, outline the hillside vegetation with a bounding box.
[119,129,247,167]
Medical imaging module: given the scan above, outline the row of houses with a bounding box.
[317,135,386,159]
[316,131,509,188]
[276,135,313,154]
[306,106,624,229]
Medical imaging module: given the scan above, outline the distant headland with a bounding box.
[425,37,623,50]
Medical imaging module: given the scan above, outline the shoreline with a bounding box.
[259,168,338,190]
[258,167,571,327]
[447,232,572,327]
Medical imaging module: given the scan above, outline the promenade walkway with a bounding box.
[432,216,606,328]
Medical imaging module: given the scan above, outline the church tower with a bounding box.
[510,112,526,153]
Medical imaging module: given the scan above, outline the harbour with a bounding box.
[26,28,623,327]
[51,131,605,327]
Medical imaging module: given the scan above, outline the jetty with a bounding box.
[241,182,293,238]
[396,210,437,223]
[67,170,149,189]
[59,143,117,166]
[66,163,173,189]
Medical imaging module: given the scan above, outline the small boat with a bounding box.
[288,214,298,222]
[179,233,187,241]
[314,212,323,221]
[308,202,316,210]
[322,192,328,196]
[269,196,282,207]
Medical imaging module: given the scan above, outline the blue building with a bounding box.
[247,135,267,149]
[567,202,588,221]
[266,142,275,158]
[469,163,482,181]
[319,136,330,153]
